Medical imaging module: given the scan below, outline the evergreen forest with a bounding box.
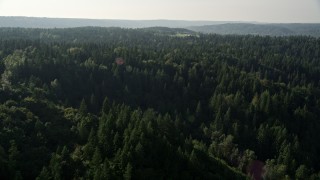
[0,27,320,179]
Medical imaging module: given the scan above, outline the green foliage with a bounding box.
[263,159,288,180]
[295,165,310,180]
[123,163,133,180]
[0,27,319,179]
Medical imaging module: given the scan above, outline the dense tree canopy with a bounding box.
[0,27,319,179]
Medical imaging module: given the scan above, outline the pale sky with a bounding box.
[0,0,319,23]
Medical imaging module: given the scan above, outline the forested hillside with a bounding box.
[187,23,320,37]
[0,27,320,179]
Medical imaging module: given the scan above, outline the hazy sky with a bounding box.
[0,0,319,23]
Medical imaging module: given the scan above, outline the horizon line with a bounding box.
[1,15,320,24]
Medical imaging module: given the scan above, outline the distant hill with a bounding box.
[0,16,231,28]
[0,16,319,37]
[141,27,196,36]
[187,23,293,36]
[187,23,320,37]
[276,24,320,37]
